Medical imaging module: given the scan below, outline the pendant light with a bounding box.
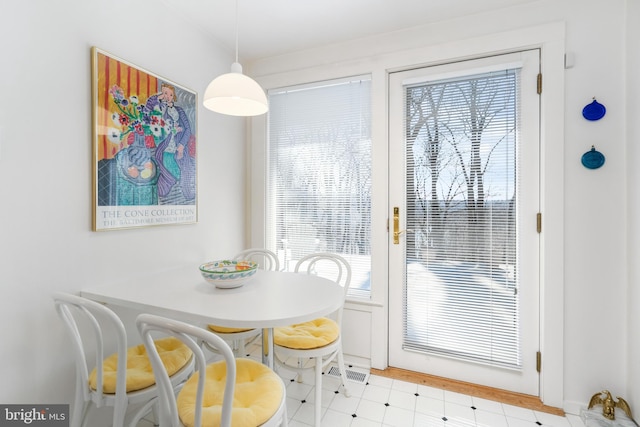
[203,0,268,116]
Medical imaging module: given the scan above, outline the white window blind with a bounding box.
[404,68,522,368]
[267,76,372,298]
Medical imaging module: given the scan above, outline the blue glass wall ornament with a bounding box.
[581,146,605,169]
[582,98,606,121]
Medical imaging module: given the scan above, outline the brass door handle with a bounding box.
[393,207,413,244]
[393,207,401,244]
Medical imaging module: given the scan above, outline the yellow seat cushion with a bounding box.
[177,358,283,427]
[89,336,192,393]
[274,317,339,349]
[208,324,255,334]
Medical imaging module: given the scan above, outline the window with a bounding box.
[267,76,372,298]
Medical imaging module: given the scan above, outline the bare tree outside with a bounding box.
[406,71,517,265]
[404,69,520,367]
[268,78,373,292]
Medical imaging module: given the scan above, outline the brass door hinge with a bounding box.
[536,351,542,373]
[537,73,542,94]
[536,213,542,233]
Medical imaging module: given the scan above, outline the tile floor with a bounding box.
[135,341,587,427]
[273,366,586,427]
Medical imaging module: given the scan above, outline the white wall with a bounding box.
[626,0,640,415]
[561,1,627,413]
[0,0,246,405]
[249,0,630,414]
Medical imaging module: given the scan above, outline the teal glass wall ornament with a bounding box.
[581,146,605,169]
[582,98,606,121]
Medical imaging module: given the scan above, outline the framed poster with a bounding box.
[91,47,197,231]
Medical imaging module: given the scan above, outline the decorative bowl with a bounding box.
[199,260,258,288]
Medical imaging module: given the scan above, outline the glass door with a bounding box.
[388,50,541,395]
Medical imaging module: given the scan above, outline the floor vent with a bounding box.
[326,365,370,384]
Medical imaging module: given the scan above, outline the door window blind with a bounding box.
[404,68,522,368]
[267,76,372,297]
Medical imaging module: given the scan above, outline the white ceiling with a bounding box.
[160,0,535,61]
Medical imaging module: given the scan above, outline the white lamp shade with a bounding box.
[203,63,268,116]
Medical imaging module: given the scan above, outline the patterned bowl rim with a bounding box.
[199,260,258,274]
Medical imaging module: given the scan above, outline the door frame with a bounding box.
[249,22,566,408]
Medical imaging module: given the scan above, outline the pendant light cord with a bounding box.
[234,0,239,63]
[202,0,267,115]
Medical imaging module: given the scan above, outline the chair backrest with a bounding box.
[294,253,351,325]
[53,292,128,410]
[234,248,280,271]
[136,313,237,427]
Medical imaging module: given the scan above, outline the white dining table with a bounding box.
[80,266,344,368]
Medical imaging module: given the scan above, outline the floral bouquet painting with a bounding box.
[92,47,197,231]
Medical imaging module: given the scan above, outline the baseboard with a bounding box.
[563,400,586,416]
[371,366,564,416]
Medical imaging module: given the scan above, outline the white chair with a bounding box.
[53,292,194,427]
[136,313,288,427]
[205,248,279,357]
[273,253,352,427]
[233,248,280,272]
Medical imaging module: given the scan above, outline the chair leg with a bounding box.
[112,405,126,427]
[70,402,83,427]
[151,401,160,426]
[314,356,322,427]
[296,357,303,383]
[71,377,87,427]
[76,402,90,427]
[282,404,289,427]
[336,348,351,397]
[237,339,246,357]
[128,399,157,427]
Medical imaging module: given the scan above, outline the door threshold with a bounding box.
[371,366,563,416]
